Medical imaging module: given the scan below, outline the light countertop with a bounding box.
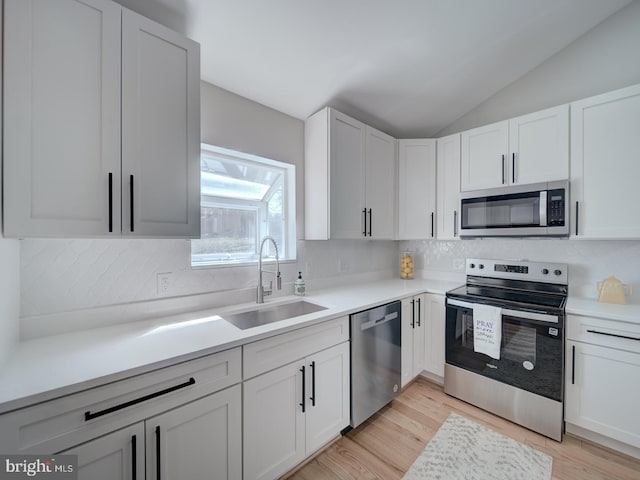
[566,297,640,324]
[0,278,460,414]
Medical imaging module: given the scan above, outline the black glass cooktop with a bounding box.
[447,283,566,311]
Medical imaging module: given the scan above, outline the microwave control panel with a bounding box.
[547,189,565,226]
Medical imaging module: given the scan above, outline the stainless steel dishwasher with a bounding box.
[350,300,402,428]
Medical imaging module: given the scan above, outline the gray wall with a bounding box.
[0,2,20,365]
[438,0,640,136]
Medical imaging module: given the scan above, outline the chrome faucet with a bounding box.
[257,236,282,303]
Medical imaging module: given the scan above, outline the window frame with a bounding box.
[191,144,296,268]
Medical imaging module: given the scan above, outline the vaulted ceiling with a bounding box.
[121,0,632,137]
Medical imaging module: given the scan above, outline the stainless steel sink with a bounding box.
[221,300,328,330]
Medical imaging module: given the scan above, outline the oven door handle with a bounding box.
[446,298,559,324]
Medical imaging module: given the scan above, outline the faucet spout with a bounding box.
[257,236,281,303]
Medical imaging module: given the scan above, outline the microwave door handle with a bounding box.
[540,191,548,227]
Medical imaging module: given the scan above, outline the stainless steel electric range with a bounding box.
[444,258,568,441]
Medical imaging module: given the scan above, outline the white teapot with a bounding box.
[597,276,632,304]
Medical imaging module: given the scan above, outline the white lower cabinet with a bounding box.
[61,386,241,480]
[61,423,145,480]
[146,386,242,480]
[243,342,350,480]
[401,294,425,387]
[1,348,242,480]
[422,294,446,379]
[565,315,640,453]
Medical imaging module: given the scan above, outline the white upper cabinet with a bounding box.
[398,139,436,240]
[365,127,397,239]
[570,84,640,239]
[460,105,568,191]
[460,120,509,191]
[436,133,461,240]
[121,10,201,237]
[4,0,122,237]
[508,105,569,185]
[305,107,396,240]
[3,0,200,238]
[329,110,366,239]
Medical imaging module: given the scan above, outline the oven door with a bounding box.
[445,298,563,402]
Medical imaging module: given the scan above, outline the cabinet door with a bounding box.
[436,133,461,240]
[3,0,122,237]
[146,385,241,480]
[61,423,144,480]
[401,295,424,387]
[122,9,201,238]
[423,294,445,378]
[412,294,426,378]
[570,84,640,239]
[460,120,509,191]
[508,105,569,185]
[365,127,397,239]
[398,139,436,239]
[305,343,350,454]
[329,110,366,239]
[566,341,640,448]
[244,361,305,480]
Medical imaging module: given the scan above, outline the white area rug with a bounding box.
[403,413,553,480]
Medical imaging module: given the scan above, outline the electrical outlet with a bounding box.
[157,272,172,296]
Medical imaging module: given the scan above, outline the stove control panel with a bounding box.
[466,258,568,284]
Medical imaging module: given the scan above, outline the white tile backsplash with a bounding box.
[401,238,640,303]
[20,238,397,319]
[18,236,640,337]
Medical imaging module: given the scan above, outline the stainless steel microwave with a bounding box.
[459,180,569,237]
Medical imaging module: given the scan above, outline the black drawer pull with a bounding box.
[310,361,316,407]
[155,425,161,480]
[575,201,579,236]
[130,174,135,232]
[131,434,137,480]
[108,172,113,233]
[571,345,575,385]
[84,377,196,421]
[362,208,367,237]
[300,365,306,413]
[586,329,640,341]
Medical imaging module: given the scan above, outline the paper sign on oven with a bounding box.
[472,304,502,359]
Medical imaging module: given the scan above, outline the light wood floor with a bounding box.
[285,377,640,480]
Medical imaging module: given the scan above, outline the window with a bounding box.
[191,144,296,267]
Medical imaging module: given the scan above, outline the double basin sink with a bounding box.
[220,300,328,330]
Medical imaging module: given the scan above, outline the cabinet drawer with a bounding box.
[243,317,349,379]
[0,347,240,454]
[567,315,640,353]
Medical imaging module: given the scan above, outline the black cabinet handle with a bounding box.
[575,201,579,236]
[416,297,421,327]
[85,377,195,421]
[131,435,137,480]
[155,426,161,480]
[300,365,306,413]
[368,208,372,236]
[453,210,458,237]
[108,173,113,233]
[512,153,516,183]
[586,329,640,341]
[129,175,135,232]
[310,361,316,407]
[430,212,434,238]
[362,208,367,237]
[501,155,505,184]
[571,345,575,385]
[412,299,416,327]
